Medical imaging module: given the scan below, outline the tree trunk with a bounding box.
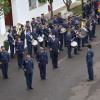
[81,0,84,7]
[50,2,53,17]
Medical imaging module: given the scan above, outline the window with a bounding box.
[29,0,37,10]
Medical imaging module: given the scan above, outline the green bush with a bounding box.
[4,40,9,51]
[70,5,82,15]
[38,0,47,3]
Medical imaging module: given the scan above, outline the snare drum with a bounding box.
[38,37,44,43]
[71,41,78,48]
[32,40,38,46]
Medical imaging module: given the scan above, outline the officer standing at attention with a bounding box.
[16,37,24,68]
[49,34,59,69]
[12,26,17,39]
[26,29,34,57]
[41,13,46,25]
[58,12,63,24]
[0,46,10,79]
[31,18,36,29]
[31,26,38,54]
[86,44,94,81]
[8,29,15,58]
[23,53,34,90]
[66,29,73,58]
[36,46,48,80]
[20,26,25,50]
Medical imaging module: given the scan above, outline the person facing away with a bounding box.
[86,44,94,81]
[0,46,10,79]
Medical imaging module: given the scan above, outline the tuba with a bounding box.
[17,23,24,36]
[77,19,88,38]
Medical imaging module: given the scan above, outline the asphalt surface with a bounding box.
[0,25,100,100]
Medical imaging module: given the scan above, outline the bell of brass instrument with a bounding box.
[60,28,66,34]
[80,19,87,28]
[77,19,88,38]
[17,23,23,35]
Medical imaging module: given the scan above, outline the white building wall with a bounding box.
[0,14,6,35]
[11,0,76,26]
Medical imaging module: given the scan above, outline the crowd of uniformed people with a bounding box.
[0,0,99,89]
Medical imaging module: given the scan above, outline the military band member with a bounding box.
[20,26,25,50]
[12,26,17,39]
[31,26,38,54]
[8,29,15,58]
[58,12,63,24]
[25,21,31,30]
[75,22,82,51]
[82,2,87,18]
[53,15,58,24]
[71,25,78,54]
[49,34,59,69]
[49,17,54,29]
[26,29,33,56]
[66,29,73,58]
[0,46,10,79]
[31,18,36,29]
[86,44,94,81]
[58,24,64,51]
[62,18,68,47]
[52,24,59,38]
[16,37,24,68]
[48,31,53,58]
[41,13,46,25]
[36,46,48,79]
[23,53,34,90]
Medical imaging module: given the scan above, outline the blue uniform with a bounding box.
[62,22,68,47]
[31,21,36,29]
[52,28,59,38]
[23,58,34,89]
[26,33,32,56]
[53,18,58,24]
[8,34,14,57]
[75,26,81,51]
[82,5,86,18]
[65,34,72,58]
[41,17,46,24]
[86,49,94,80]
[16,41,24,68]
[71,29,78,54]
[49,21,54,29]
[20,30,25,50]
[31,30,38,54]
[49,38,59,68]
[0,51,9,78]
[36,50,48,79]
[58,16,63,23]
[12,30,17,39]
[58,27,64,50]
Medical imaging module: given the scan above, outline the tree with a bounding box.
[48,0,53,17]
[63,0,72,11]
[0,0,10,16]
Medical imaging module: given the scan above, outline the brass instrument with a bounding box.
[60,28,66,34]
[77,19,88,38]
[80,19,87,28]
[17,23,23,35]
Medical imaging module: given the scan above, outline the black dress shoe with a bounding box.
[74,53,79,55]
[30,87,34,89]
[68,56,73,58]
[78,49,82,51]
[87,79,94,81]
[11,56,15,58]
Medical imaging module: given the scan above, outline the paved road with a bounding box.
[0,25,100,100]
